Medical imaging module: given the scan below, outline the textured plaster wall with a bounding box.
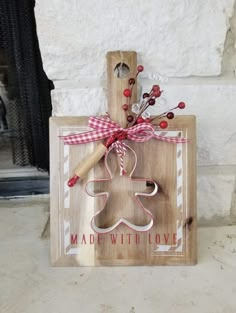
[35,0,236,224]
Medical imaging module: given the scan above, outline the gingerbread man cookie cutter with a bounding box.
[85,143,158,234]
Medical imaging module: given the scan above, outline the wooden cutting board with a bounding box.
[50,51,197,266]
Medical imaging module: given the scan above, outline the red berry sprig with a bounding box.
[123,65,145,123]
[153,102,186,120]
[137,65,144,73]
[121,64,186,129]
[136,116,145,124]
[123,89,132,97]
[127,115,134,122]
[167,112,174,119]
[143,93,149,99]
[178,102,185,109]
[132,83,164,124]
[159,120,168,129]
[129,78,135,85]
[122,104,128,111]
[149,99,155,106]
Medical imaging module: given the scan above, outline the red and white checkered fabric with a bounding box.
[62,116,188,145]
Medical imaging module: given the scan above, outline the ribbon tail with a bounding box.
[61,129,118,145]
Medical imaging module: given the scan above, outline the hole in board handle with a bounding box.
[114,63,130,79]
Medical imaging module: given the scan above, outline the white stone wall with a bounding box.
[35,0,236,224]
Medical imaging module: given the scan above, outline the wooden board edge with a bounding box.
[49,115,197,266]
[49,117,61,265]
[186,115,197,265]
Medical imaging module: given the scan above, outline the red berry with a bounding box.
[136,117,144,124]
[145,118,152,123]
[127,115,134,122]
[129,78,135,85]
[152,85,160,91]
[137,65,144,72]
[167,112,174,119]
[122,104,128,111]
[159,120,168,129]
[178,102,185,109]
[123,89,132,97]
[153,90,162,97]
[143,93,149,99]
[149,98,155,106]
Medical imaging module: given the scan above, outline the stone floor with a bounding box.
[0,197,236,313]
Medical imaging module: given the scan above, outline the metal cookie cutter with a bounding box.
[85,143,158,234]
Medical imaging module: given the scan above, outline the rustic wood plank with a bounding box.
[107,51,137,127]
[50,51,197,266]
[50,115,196,266]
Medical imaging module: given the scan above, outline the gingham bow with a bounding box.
[62,116,187,145]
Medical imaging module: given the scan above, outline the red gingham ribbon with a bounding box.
[62,116,188,145]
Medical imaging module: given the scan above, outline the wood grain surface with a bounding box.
[50,51,197,266]
[107,51,137,128]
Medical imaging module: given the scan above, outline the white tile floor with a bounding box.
[0,197,236,313]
